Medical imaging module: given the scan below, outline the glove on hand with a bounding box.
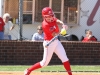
[60,28,67,36]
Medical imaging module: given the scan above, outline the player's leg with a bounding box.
[24,40,57,75]
[54,40,72,75]
[40,40,58,66]
[24,62,41,75]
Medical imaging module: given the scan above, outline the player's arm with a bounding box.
[10,26,15,30]
[9,21,15,30]
[56,19,68,29]
[56,19,64,25]
[52,23,59,37]
[56,19,68,35]
[31,33,37,41]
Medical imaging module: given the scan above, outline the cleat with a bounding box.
[24,69,31,75]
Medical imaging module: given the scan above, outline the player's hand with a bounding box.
[88,35,92,39]
[62,25,68,30]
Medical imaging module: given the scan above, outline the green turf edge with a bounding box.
[0,65,100,72]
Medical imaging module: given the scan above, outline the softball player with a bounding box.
[24,7,72,75]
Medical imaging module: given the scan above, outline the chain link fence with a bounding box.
[2,0,100,41]
[3,0,80,41]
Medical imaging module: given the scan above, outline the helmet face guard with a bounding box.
[44,15,54,22]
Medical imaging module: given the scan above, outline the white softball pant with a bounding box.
[40,39,69,67]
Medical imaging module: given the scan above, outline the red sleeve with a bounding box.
[90,37,97,41]
[82,37,97,42]
[2,20,5,26]
[1,18,5,26]
[82,37,88,42]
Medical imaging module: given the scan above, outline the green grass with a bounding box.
[0,65,100,72]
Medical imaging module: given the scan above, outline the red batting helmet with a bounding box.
[42,7,54,17]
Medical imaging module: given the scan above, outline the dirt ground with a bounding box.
[0,71,100,75]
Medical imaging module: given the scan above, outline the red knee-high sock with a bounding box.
[63,61,72,75]
[28,62,42,72]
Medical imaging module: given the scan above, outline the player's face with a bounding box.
[86,31,92,37]
[44,15,54,22]
[37,28,43,34]
[5,16,9,22]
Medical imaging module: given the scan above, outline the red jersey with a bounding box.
[82,36,97,42]
[0,17,5,31]
[42,18,59,40]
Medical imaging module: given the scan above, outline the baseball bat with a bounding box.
[45,34,70,47]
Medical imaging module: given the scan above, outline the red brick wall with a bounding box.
[0,40,100,65]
